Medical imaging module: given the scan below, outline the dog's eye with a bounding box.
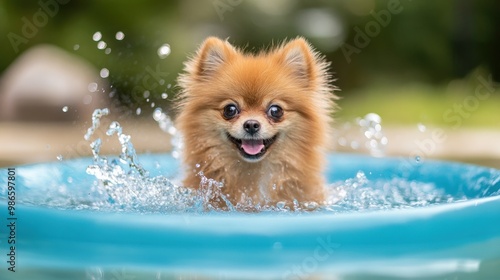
[223,104,239,119]
[267,105,283,120]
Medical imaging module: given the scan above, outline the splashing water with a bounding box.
[84,108,109,141]
[153,107,182,159]
[106,121,148,176]
[82,109,193,212]
[336,113,388,157]
[326,171,456,212]
[69,108,464,213]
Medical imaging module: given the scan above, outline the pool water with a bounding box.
[1,153,500,280]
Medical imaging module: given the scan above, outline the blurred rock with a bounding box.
[0,44,109,122]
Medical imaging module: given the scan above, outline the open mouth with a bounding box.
[227,133,278,162]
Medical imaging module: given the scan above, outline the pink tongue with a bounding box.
[241,139,264,155]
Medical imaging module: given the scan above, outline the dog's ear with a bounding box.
[276,37,321,87]
[194,37,236,77]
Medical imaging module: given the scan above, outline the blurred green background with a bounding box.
[1,0,499,127]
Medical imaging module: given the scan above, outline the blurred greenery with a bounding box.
[1,0,499,126]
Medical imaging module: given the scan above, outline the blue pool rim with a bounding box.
[1,153,499,278]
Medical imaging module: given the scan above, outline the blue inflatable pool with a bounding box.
[1,153,499,279]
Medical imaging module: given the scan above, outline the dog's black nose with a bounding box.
[243,120,260,135]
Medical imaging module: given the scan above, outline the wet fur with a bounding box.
[176,37,336,209]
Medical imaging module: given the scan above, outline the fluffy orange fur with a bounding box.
[176,37,336,210]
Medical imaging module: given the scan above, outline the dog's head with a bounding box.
[177,37,335,163]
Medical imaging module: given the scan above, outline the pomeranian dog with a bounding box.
[176,37,336,210]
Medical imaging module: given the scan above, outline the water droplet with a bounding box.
[161,93,168,99]
[153,108,164,121]
[97,41,107,50]
[67,176,73,183]
[136,108,142,115]
[415,156,421,163]
[172,150,180,159]
[151,102,155,108]
[57,155,63,161]
[115,31,125,40]
[364,130,374,139]
[92,31,102,41]
[417,123,427,132]
[168,126,176,135]
[83,95,93,105]
[195,163,201,168]
[364,113,382,124]
[62,106,68,112]
[88,82,98,93]
[73,44,80,51]
[100,68,109,78]
[167,84,172,89]
[157,44,171,59]
[104,48,112,54]
[143,91,150,98]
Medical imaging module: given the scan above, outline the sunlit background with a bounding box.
[0,0,499,167]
